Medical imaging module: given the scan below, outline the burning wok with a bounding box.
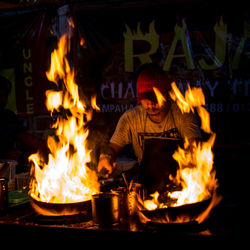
[140,198,211,224]
[29,196,91,216]
[140,191,222,224]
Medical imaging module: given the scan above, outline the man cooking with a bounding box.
[97,63,202,196]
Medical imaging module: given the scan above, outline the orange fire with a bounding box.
[28,34,100,203]
[153,87,166,107]
[169,83,211,133]
[169,82,217,205]
[143,82,221,222]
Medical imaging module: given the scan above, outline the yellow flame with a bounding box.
[168,82,218,207]
[142,82,220,223]
[153,87,166,107]
[29,34,100,203]
[91,96,100,111]
[170,82,211,133]
[143,192,159,210]
[169,134,217,206]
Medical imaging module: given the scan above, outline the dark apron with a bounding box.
[138,137,183,196]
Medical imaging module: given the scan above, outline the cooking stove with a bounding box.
[26,211,91,225]
[0,192,244,245]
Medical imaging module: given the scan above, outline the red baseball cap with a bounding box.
[136,63,170,104]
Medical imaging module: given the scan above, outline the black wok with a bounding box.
[29,195,91,216]
[140,198,212,223]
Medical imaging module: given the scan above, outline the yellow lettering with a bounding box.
[24,76,32,87]
[124,21,159,72]
[26,103,34,114]
[23,62,32,73]
[22,49,31,60]
[25,89,33,101]
[163,19,195,71]
[199,17,227,70]
[232,21,250,69]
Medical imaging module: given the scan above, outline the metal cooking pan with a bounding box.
[29,195,91,216]
[140,198,211,223]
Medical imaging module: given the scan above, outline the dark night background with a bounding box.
[0,0,249,224]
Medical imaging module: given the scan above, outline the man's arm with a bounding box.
[97,111,132,177]
[97,143,123,177]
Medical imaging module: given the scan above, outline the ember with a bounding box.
[142,82,222,223]
[28,34,100,204]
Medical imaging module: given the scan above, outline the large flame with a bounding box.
[168,82,217,205]
[169,83,211,133]
[29,34,100,203]
[143,82,221,222]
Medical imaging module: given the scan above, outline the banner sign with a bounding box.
[0,2,249,143]
[0,9,48,115]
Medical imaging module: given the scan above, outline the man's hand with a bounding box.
[97,155,117,178]
[97,143,122,178]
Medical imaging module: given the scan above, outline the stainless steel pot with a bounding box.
[91,192,119,227]
[111,183,146,218]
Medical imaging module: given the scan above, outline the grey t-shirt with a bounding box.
[110,103,202,163]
